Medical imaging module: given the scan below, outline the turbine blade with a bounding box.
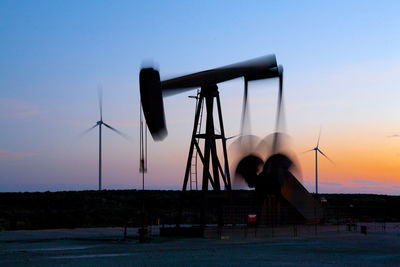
[103,122,130,140]
[225,134,238,141]
[302,148,315,154]
[79,124,98,137]
[317,126,322,148]
[98,85,103,121]
[317,148,334,164]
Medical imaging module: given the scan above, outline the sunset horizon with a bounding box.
[1,1,400,194]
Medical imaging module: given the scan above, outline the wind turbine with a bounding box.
[211,128,238,188]
[83,88,129,190]
[223,134,238,184]
[304,129,333,195]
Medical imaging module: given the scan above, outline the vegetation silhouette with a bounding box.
[0,190,399,231]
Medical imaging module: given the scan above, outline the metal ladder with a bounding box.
[189,89,204,190]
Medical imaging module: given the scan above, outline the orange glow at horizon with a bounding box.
[295,131,400,192]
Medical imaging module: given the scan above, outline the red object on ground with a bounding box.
[248,214,257,222]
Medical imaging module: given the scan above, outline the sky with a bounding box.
[1,0,400,194]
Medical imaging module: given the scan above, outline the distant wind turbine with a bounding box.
[214,129,238,188]
[82,87,129,190]
[304,128,333,195]
[223,134,238,185]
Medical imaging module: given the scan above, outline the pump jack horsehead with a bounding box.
[139,55,285,191]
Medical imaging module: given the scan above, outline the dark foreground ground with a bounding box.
[1,190,399,230]
[1,224,400,266]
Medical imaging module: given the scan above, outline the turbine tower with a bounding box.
[305,129,333,195]
[83,88,128,190]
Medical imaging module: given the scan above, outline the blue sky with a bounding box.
[1,1,400,193]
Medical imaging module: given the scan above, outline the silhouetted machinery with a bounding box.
[140,55,323,228]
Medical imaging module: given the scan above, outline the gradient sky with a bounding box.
[1,1,400,194]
